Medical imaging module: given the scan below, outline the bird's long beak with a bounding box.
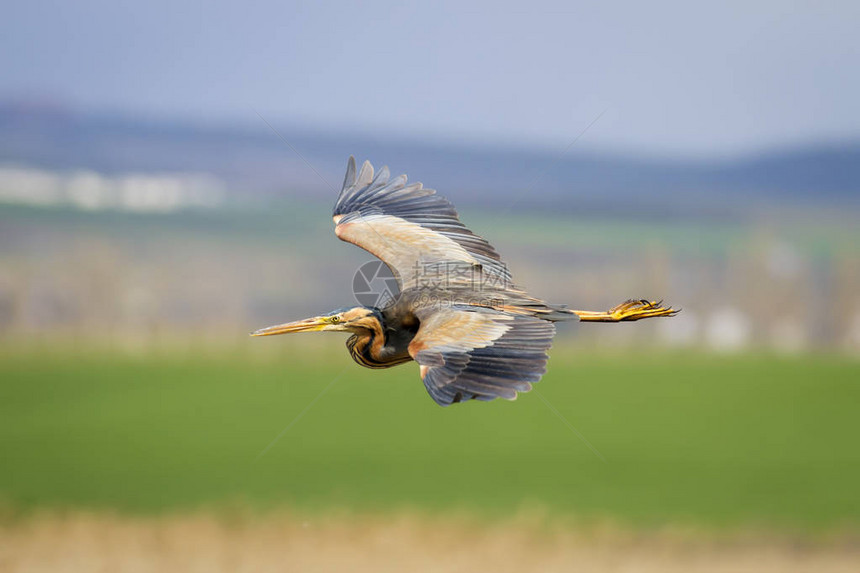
[250,316,328,336]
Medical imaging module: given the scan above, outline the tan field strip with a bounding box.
[1,511,858,573]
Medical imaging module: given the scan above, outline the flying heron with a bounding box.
[253,157,678,406]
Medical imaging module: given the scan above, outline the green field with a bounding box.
[1,344,858,531]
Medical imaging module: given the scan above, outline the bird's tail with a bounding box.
[491,301,582,321]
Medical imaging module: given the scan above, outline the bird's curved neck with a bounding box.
[346,310,410,369]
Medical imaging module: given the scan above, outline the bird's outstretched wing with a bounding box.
[333,157,512,290]
[408,305,555,406]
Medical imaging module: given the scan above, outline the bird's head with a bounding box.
[251,307,383,337]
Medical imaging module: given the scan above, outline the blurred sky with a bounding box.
[2,1,859,158]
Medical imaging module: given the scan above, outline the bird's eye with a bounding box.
[330,316,341,323]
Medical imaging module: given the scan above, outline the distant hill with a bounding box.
[1,105,857,213]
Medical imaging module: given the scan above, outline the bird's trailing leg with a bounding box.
[571,299,679,322]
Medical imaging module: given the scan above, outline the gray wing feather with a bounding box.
[411,307,555,406]
[333,157,512,284]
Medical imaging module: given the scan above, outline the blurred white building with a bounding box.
[0,165,225,212]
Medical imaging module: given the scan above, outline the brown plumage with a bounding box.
[253,157,678,406]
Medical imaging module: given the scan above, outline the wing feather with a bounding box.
[333,157,512,289]
[408,306,555,406]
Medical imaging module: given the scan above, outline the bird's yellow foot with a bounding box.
[573,299,679,322]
